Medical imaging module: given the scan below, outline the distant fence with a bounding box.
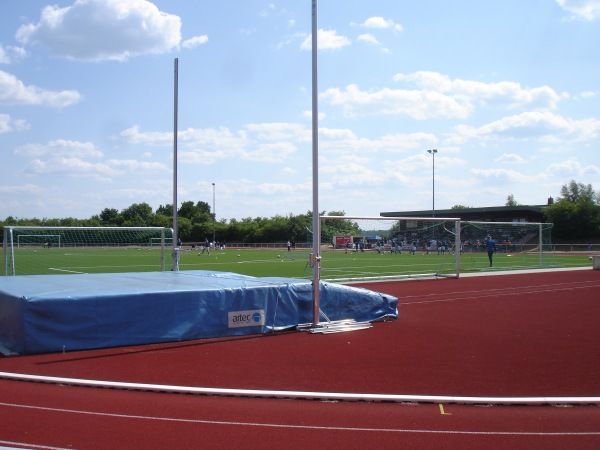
[551,244,598,252]
[2,242,597,252]
[184,242,598,252]
[185,242,313,250]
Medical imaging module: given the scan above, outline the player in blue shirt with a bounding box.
[486,235,496,267]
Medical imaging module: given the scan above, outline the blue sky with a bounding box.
[1,0,599,222]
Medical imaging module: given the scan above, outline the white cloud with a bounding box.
[106,159,168,171]
[15,140,103,158]
[244,122,309,141]
[357,33,381,45]
[0,114,30,133]
[182,35,208,49]
[448,111,600,145]
[14,139,167,181]
[242,141,297,163]
[320,83,473,119]
[321,155,383,186]
[119,124,301,164]
[360,16,403,32]
[319,72,568,120]
[546,158,600,177]
[495,153,527,164]
[301,29,351,50]
[24,157,118,181]
[556,0,600,20]
[0,45,27,64]
[0,184,45,195]
[471,167,534,184]
[15,0,182,62]
[118,125,171,146]
[0,70,81,108]
[320,128,436,154]
[393,71,565,110]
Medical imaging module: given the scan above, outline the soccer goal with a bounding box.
[3,226,173,276]
[319,216,461,282]
[459,221,558,272]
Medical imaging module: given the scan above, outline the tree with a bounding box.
[155,204,172,216]
[544,180,600,240]
[505,195,520,207]
[120,203,154,227]
[559,180,597,204]
[99,208,120,225]
[319,211,360,244]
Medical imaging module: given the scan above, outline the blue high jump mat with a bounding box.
[0,270,397,355]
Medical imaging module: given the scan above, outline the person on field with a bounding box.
[486,235,496,267]
[200,237,210,255]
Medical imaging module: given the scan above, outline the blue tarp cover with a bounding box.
[0,270,397,355]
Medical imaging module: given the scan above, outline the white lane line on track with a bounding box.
[1,401,599,436]
[403,280,600,298]
[401,283,600,305]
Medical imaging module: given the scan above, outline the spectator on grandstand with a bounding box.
[486,235,496,267]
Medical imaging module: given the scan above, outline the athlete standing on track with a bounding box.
[486,235,496,267]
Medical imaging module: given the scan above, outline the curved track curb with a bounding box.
[1,371,598,406]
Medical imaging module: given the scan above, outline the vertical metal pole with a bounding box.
[2,227,5,276]
[455,220,461,278]
[539,223,543,267]
[160,228,165,271]
[212,183,216,245]
[432,151,435,218]
[427,149,437,217]
[311,0,321,326]
[172,58,179,271]
[8,228,15,276]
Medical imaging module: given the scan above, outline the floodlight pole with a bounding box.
[172,58,179,271]
[310,0,321,327]
[212,182,216,244]
[427,149,437,218]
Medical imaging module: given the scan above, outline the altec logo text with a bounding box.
[228,310,265,328]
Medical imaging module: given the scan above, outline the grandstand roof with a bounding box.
[380,205,548,223]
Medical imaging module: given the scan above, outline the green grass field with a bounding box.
[4,246,593,279]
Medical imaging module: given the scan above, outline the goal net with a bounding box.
[319,217,558,282]
[319,216,460,282]
[3,226,173,276]
[459,221,558,272]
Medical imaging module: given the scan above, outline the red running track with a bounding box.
[1,269,599,449]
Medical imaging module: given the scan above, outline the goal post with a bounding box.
[319,216,461,282]
[3,226,173,276]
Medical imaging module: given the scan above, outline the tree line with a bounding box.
[0,199,356,245]
[1,180,598,243]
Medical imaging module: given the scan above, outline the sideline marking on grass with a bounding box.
[48,268,86,274]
